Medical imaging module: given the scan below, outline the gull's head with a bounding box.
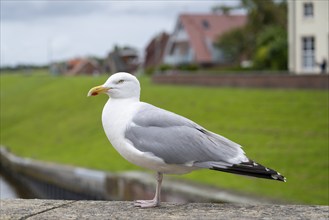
[87,72,140,99]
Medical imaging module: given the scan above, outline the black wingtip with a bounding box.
[271,173,286,182]
[211,160,286,182]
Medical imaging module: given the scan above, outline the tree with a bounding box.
[215,0,288,70]
[252,26,287,70]
[212,5,235,15]
[215,27,252,64]
[241,0,287,32]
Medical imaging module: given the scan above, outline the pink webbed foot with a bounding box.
[134,199,159,208]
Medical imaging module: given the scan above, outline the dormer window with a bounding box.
[303,2,314,18]
[202,20,210,29]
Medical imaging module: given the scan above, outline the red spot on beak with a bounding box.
[92,92,98,96]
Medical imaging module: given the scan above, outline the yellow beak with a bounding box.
[87,85,110,97]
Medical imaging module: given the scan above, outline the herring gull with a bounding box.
[88,72,286,208]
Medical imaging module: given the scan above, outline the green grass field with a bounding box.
[1,71,328,205]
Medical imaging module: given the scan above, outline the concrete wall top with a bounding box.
[1,199,328,220]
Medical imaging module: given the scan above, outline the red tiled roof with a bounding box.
[179,14,246,63]
[67,58,98,75]
[68,58,83,67]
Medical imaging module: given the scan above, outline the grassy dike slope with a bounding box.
[1,73,328,205]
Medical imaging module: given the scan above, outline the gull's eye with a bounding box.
[117,79,124,84]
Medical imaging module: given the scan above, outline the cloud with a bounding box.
[0,0,240,66]
[0,1,106,21]
[1,0,223,22]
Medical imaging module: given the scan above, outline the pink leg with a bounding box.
[134,172,163,208]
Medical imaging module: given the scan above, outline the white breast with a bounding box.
[102,98,139,156]
[102,99,156,168]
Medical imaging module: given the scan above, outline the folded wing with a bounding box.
[125,103,247,168]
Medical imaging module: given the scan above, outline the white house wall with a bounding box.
[289,0,329,74]
[164,20,194,65]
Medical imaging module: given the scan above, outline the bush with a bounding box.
[158,64,174,72]
[144,67,155,76]
[178,64,199,71]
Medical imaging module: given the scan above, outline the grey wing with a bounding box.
[125,103,247,168]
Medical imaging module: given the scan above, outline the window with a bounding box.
[202,20,210,29]
[177,22,184,31]
[303,2,313,18]
[302,37,315,70]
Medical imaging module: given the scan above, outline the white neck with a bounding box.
[107,96,140,103]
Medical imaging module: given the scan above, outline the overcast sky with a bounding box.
[0,0,240,67]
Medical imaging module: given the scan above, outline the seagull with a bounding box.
[88,72,286,208]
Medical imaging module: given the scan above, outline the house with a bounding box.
[66,58,100,76]
[163,13,246,67]
[105,46,139,74]
[144,32,169,69]
[288,0,329,74]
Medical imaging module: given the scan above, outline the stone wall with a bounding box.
[1,199,328,220]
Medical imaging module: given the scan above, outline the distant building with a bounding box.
[105,46,139,74]
[288,0,329,74]
[66,58,100,76]
[163,13,246,66]
[144,32,169,69]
